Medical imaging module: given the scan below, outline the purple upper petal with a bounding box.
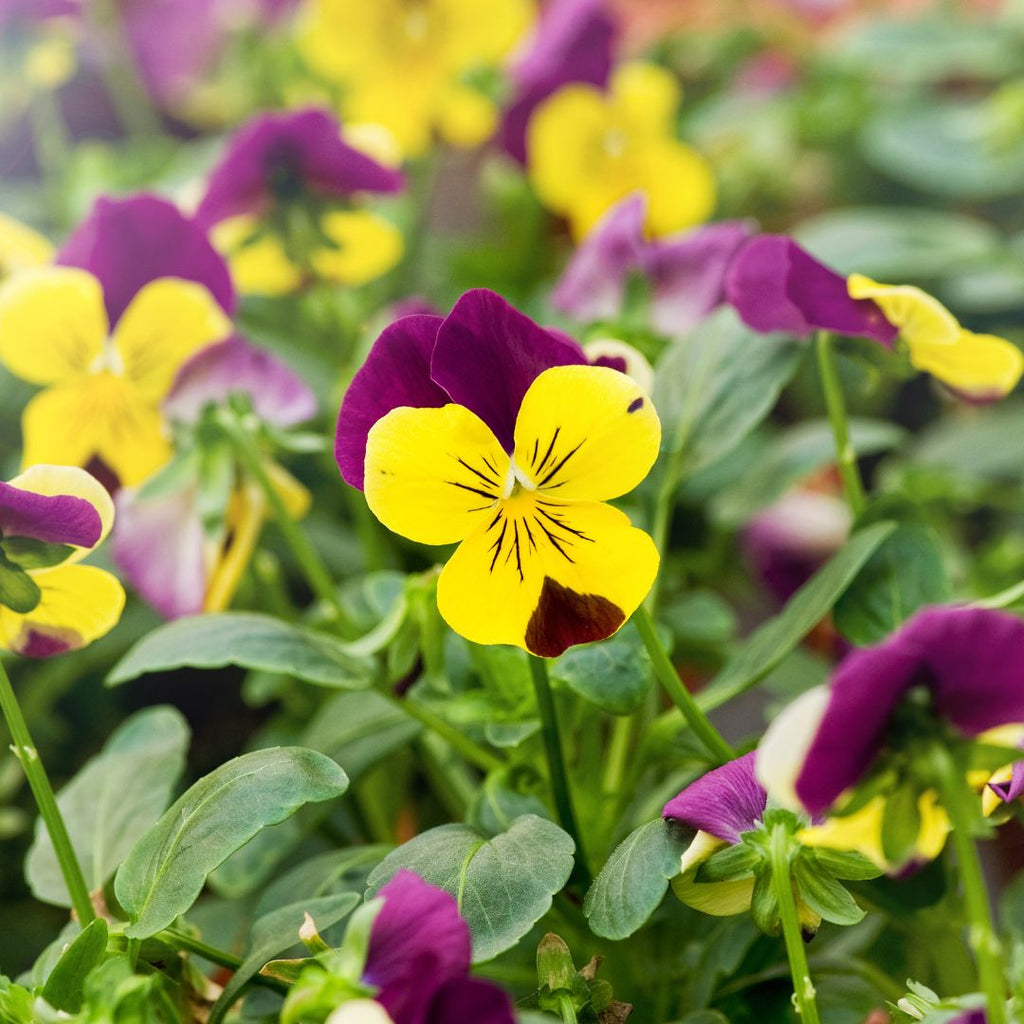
[552,193,646,323]
[0,481,102,549]
[427,978,515,1024]
[196,108,404,227]
[57,194,235,323]
[725,235,897,346]
[430,289,588,453]
[663,752,767,844]
[500,0,615,164]
[0,0,76,26]
[365,871,472,1024]
[990,760,1024,805]
[164,335,317,428]
[335,315,447,490]
[643,220,754,337]
[796,606,1024,815]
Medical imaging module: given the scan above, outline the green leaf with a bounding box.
[107,612,376,689]
[698,521,896,712]
[584,820,686,940]
[880,784,921,868]
[833,523,950,646]
[654,308,804,475]
[549,628,651,716]
[366,815,574,962]
[806,847,881,882]
[26,706,190,906]
[115,747,348,938]
[1,537,74,570]
[40,918,108,1012]
[0,556,40,614]
[792,858,865,926]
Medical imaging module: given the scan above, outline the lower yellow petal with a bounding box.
[311,210,404,287]
[436,85,499,149]
[636,141,717,239]
[364,404,510,546]
[609,62,682,141]
[213,217,304,297]
[847,274,959,346]
[0,564,125,657]
[436,496,658,656]
[671,873,755,917]
[909,329,1024,400]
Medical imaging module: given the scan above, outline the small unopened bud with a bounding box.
[299,912,330,954]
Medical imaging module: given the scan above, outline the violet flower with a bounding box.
[552,193,752,336]
[500,0,616,165]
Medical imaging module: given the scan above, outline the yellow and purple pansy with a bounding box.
[336,289,660,657]
[725,234,1024,401]
[195,108,405,296]
[0,465,124,658]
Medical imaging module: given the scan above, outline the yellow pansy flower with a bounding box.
[0,267,231,487]
[527,61,716,240]
[0,213,53,280]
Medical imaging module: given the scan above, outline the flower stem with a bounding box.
[632,606,735,765]
[0,658,94,926]
[558,993,580,1024]
[815,331,866,516]
[769,825,821,1024]
[528,655,591,888]
[161,927,288,993]
[931,745,1008,1024]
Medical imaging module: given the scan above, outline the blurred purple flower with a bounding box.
[663,752,766,843]
[0,0,76,27]
[500,0,616,165]
[795,606,1024,816]
[989,760,1024,805]
[196,107,404,228]
[553,193,752,336]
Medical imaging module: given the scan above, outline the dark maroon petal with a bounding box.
[427,977,515,1024]
[500,0,615,164]
[196,108,404,227]
[365,871,472,1024]
[663,752,767,844]
[552,194,646,323]
[948,1013,987,1024]
[989,760,1024,805]
[0,481,102,548]
[164,335,316,428]
[57,194,235,323]
[430,290,587,452]
[725,235,814,336]
[336,315,447,490]
[643,219,754,337]
[14,626,80,659]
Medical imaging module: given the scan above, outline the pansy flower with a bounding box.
[298,0,534,158]
[527,61,716,240]
[725,234,1024,401]
[552,192,752,335]
[336,289,660,657]
[0,465,124,658]
[195,108,405,296]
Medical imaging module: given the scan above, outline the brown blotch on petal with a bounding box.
[525,576,625,658]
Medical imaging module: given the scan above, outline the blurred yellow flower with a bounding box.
[0,214,53,280]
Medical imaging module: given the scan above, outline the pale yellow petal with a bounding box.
[909,329,1023,400]
[0,213,54,277]
[311,210,404,287]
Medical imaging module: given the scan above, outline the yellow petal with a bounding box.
[436,85,499,149]
[0,267,107,385]
[0,212,54,277]
[204,483,266,614]
[847,274,959,347]
[311,210,404,288]
[609,61,681,140]
[112,278,232,402]
[364,404,511,546]
[437,496,658,656]
[671,873,755,917]
[513,365,660,502]
[678,829,726,875]
[908,328,1023,400]
[265,461,312,521]
[213,217,305,297]
[0,564,125,657]
[435,0,534,66]
[7,464,115,559]
[635,140,717,238]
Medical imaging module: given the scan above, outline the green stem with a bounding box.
[632,606,735,765]
[931,745,1008,1024]
[161,928,288,994]
[558,993,580,1024]
[769,825,821,1024]
[602,714,633,798]
[28,90,71,230]
[815,331,866,516]
[0,659,94,926]
[528,656,591,888]
[216,410,351,632]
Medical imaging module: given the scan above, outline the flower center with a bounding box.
[88,339,124,377]
[501,459,537,500]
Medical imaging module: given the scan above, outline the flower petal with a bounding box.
[325,1000,395,1024]
[512,365,660,501]
[0,564,125,658]
[310,210,404,287]
[671,873,755,917]
[755,685,830,813]
[112,278,232,403]
[906,329,1023,402]
[430,289,587,453]
[632,139,717,239]
[989,760,1024,805]
[437,497,658,657]
[847,274,958,347]
[213,217,304,297]
[426,978,515,1024]
[364,404,510,546]
[663,752,766,843]
[0,267,107,385]
[336,314,447,490]
[0,211,53,276]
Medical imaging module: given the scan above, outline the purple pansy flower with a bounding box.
[989,760,1024,805]
[663,751,766,844]
[57,193,235,323]
[0,479,101,550]
[500,0,616,165]
[362,870,513,1024]
[724,234,897,346]
[336,289,588,491]
[790,606,1024,816]
[553,193,753,337]
[196,108,404,229]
